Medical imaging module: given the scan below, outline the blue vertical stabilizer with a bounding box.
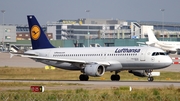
[27,15,54,50]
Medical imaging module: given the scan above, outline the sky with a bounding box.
[0,0,180,25]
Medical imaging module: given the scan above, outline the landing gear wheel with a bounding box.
[146,69,154,82]
[79,74,89,81]
[147,77,154,82]
[111,75,120,81]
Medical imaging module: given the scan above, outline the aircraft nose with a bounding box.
[166,56,173,67]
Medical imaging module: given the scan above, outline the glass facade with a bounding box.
[154,25,180,31]
[139,21,180,31]
[68,25,102,30]
[56,25,61,29]
[47,20,180,40]
[73,31,99,34]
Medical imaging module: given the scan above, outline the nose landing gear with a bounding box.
[146,69,154,82]
[147,77,154,82]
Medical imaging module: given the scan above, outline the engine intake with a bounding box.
[84,63,105,77]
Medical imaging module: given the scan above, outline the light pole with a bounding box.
[85,10,90,47]
[1,10,5,49]
[160,9,165,40]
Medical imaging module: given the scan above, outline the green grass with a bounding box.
[0,67,180,81]
[0,86,180,101]
[0,67,180,100]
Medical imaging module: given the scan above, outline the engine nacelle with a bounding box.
[129,70,148,77]
[84,63,105,77]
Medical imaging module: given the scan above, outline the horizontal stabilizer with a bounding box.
[137,42,146,44]
[10,52,38,58]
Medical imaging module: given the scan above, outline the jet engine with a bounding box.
[128,70,148,77]
[84,63,105,77]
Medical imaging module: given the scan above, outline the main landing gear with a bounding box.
[111,71,120,81]
[79,74,89,81]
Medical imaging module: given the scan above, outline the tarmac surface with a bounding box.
[0,80,179,91]
[0,52,45,67]
[0,52,180,91]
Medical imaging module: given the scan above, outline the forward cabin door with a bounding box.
[140,49,147,61]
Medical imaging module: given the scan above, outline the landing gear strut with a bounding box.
[111,71,120,81]
[79,74,89,81]
[146,69,154,82]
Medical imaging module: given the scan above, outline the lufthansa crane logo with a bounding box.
[31,25,40,40]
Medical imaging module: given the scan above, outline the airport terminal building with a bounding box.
[46,19,180,40]
[1,18,180,41]
[1,18,180,50]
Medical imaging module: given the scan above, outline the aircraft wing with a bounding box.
[21,55,111,66]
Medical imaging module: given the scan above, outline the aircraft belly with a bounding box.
[106,64,122,71]
[151,63,171,69]
[40,61,79,70]
[106,61,122,71]
[121,63,168,70]
[56,63,80,70]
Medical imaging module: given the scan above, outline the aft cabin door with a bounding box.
[140,49,147,61]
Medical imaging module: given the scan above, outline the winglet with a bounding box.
[10,53,14,58]
[27,15,54,50]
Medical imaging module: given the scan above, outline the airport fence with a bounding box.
[0,92,179,101]
[172,57,180,64]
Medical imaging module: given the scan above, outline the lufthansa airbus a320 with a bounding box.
[11,15,172,82]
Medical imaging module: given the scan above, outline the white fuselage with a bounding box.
[146,28,180,52]
[25,46,172,71]
[154,41,180,52]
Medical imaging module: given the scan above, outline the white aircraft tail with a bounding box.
[147,29,158,42]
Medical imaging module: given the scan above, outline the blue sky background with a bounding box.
[0,0,180,25]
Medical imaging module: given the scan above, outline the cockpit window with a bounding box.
[152,52,156,56]
[152,52,166,56]
[156,52,159,55]
[159,52,166,55]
